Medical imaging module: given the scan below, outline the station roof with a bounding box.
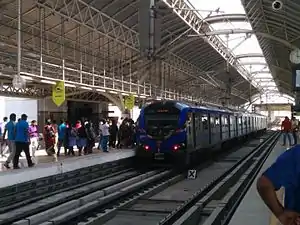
[242,0,300,97]
[0,0,265,106]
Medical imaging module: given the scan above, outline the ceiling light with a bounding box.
[81,86,92,90]
[96,88,106,92]
[65,83,76,88]
[40,79,55,84]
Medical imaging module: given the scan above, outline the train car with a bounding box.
[135,100,267,167]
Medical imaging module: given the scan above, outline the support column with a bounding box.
[17,0,21,77]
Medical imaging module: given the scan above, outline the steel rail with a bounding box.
[163,131,280,225]
[59,131,275,225]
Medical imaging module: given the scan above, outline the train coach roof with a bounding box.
[142,100,266,117]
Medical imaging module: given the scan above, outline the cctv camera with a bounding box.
[272,0,283,11]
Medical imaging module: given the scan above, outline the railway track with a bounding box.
[0,131,277,225]
[63,131,278,225]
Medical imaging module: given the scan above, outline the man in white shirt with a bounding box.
[291,116,299,145]
[100,120,110,152]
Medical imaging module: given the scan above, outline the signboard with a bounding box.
[292,64,300,91]
[253,104,292,112]
[52,81,65,107]
[125,94,135,110]
[187,169,197,179]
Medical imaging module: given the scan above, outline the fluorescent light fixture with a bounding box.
[96,88,106,92]
[108,103,113,106]
[65,83,76,88]
[109,90,118,94]
[133,94,138,97]
[41,79,56,84]
[81,86,92,90]
[140,95,147,99]
[21,76,33,80]
[121,93,129,96]
[156,97,161,100]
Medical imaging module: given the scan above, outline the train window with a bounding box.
[202,114,208,130]
[215,116,220,125]
[187,112,192,124]
[194,113,201,130]
[238,117,242,125]
[223,115,229,126]
[210,115,215,128]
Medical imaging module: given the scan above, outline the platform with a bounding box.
[228,141,286,225]
[0,147,134,188]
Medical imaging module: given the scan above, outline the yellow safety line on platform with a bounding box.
[269,188,284,225]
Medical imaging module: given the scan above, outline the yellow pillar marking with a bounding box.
[269,188,284,225]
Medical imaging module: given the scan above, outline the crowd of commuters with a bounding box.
[0,115,137,170]
[280,116,299,146]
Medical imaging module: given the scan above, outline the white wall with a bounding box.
[0,97,38,122]
[108,105,141,122]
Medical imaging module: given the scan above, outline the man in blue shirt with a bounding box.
[13,114,34,169]
[2,113,16,169]
[257,146,300,225]
[57,119,67,157]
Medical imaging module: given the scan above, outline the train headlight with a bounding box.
[144,145,150,151]
[172,144,180,152]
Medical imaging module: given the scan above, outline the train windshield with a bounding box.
[143,103,180,137]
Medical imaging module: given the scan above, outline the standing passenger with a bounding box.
[43,119,56,156]
[76,121,87,156]
[28,120,38,157]
[84,120,96,154]
[291,117,299,145]
[57,120,67,157]
[67,124,77,156]
[2,113,16,169]
[109,120,118,149]
[281,116,292,147]
[13,114,34,169]
[52,120,58,150]
[100,120,110,152]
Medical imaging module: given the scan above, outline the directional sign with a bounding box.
[125,94,135,110]
[52,81,65,107]
[187,169,197,179]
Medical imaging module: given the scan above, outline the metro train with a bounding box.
[135,100,267,167]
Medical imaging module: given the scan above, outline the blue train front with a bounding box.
[135,100,267,167]
[136,101,189,162]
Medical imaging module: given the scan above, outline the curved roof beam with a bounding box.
[241,62,268,66]
[188,29,297,50]
[252,92,294,101]
[236,53,264,59]
[204,14,247,24]
[204,14,300,37]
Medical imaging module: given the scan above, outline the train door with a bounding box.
[235,116,239,136]
[192,113,196,148]
[186,112,194,149]
[222,115,229,140]
[244,117,247,134]
[208,113,212,145]
[199,113,209,147]
[194,112,202,148]
[219,114,223,140]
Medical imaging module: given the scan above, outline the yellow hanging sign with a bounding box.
[125,94,135,110]
[52,81,65,107]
